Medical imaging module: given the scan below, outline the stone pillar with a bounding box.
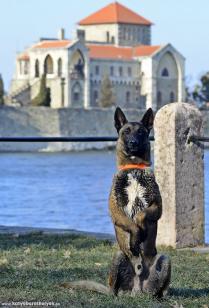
[154,102,204,248]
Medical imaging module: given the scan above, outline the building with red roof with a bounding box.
[9,2,185,109]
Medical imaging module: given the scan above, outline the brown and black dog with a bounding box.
[108,107,171,296]
[61,107,170,297]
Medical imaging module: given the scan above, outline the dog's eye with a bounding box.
[138,129,148,136]
[124,128,131,134]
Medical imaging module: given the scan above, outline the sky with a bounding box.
[0,0,209,91]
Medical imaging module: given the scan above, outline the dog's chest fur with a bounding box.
[113,169,159,220]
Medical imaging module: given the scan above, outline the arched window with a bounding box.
[162,68,169,77]
[157,91,162,104]
[119,67,123,77]
[93,90,98,105]
[35,59,40,77]
[126,91,131,104]
[44,55,54,74]
[170,91,175,103]
[58,58,62,77]
[72,82,82,102]
[110,66,114,76]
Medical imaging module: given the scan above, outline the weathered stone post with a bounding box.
[154,103,204,248]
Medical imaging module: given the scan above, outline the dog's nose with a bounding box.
[129,139,138,147]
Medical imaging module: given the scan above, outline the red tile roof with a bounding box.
[88,45,133,60]
[20,40,161,61]
[79,2,153,26]
[133,45,161,57]
[88,45,161,60]
[33,40,72,49]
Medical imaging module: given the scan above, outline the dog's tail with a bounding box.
[60,280,110,295]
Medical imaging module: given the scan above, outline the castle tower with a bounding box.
[77,2,153,46]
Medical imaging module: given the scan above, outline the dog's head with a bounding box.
[114,107,154,163]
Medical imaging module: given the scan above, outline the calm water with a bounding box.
[0,150,208,242]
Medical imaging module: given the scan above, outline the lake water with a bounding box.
[0,150,208,243]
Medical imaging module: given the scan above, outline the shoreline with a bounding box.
[1,225,209,251]
[0,225,115,242]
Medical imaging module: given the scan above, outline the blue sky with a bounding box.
[0,0,209,90]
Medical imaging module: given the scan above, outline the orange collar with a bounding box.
[118,163,150,171]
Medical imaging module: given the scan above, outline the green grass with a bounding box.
[0,232,209,308]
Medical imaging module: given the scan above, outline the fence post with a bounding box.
[154,102,204,248]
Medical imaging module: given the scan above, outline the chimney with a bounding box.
[58,28,65,40]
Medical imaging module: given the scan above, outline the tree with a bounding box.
[192,72,209,104]
[32,74,51,107]
[99,75,115,108]
[184,75,193,103]
[0,74,5,105]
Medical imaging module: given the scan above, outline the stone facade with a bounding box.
[77,23,151,46]
[9,2,185,111]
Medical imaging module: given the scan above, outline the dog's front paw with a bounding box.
[135,212,146,229]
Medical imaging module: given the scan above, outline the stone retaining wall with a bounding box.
[0,105,208,152]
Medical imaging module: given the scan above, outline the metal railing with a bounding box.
[0,135,208,143]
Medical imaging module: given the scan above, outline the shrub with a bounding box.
[99,75,115,108]
[32,74,51,107]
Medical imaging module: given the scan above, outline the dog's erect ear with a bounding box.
[114,107,128,133]
[141,108,154,131]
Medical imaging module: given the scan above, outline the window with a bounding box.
[106,31,110,43]
[93,90,98,105]
[162,68,169,77]
[19,61,23,75]
[128,67,132,77]
[95,65,100,75]
[122,28,126,40]
[58,58,62,77]
[74,92,79,101]
[24,62,29,75]
[72,82,82,104]
[137,28,141,42]
[19,61,28,75]
[157,91,162,104]
[142,28,146,40]
[170,91,175,103]
[111,36,115,44]
[110,66,114,76]
[35,59,39,77]
[126,91,131,104]
[44,55,54,74]
[119,67,123,77]
[127,28,131,40]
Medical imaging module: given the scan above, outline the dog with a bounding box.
[108,107,171,296]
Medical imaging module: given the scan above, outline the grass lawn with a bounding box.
[0,232,208,308]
